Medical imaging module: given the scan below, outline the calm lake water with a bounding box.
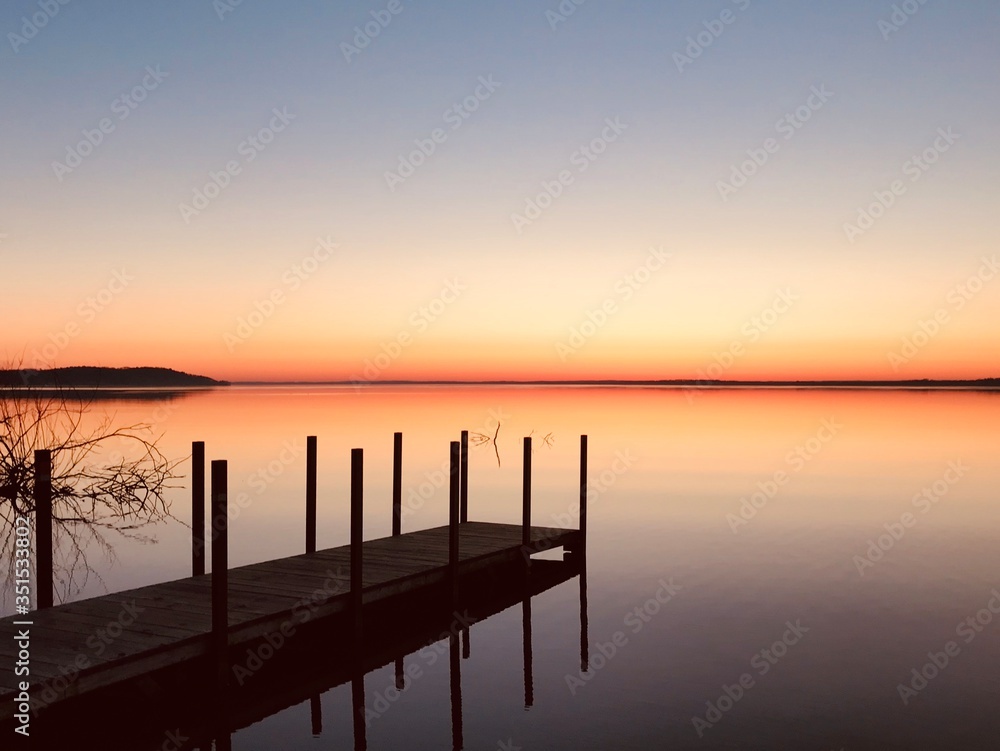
[8,385,1000,749]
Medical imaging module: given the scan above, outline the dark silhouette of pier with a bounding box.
[0,432,589,749]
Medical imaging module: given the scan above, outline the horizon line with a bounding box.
[230,377,1000,387]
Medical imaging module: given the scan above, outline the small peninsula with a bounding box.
[0,367,229,388]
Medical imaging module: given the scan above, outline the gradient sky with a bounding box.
[2,0,998,381]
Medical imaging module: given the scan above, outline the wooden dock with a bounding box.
[2,431,589,747]
[9,555,585,750]
[0,521,579,722]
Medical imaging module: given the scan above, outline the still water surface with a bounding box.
[10,385,1000,749]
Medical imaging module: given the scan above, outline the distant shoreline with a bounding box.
[234,378,1000,390]
[0,367,229,388]
[3,368,997,391]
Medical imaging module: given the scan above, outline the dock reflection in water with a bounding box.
[29,554,586,750]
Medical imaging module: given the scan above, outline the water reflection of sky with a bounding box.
[9,386,1000,748]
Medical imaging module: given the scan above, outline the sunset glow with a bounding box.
[3,1,998,381]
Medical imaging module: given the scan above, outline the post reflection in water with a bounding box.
[522,584,534,710]
[309,694,322,736]
[200,551,588,751]
[394,656,405,690]
[449,632,464,751]
[352,671,367,751]
[579,555,589,673]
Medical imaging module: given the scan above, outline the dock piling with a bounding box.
[460,430,469,523]
[579,434,588,549]
[192,441,206,576]
[306,436,317,554]
[449,440,460,605]
[522,437,532,551]
[351,448,364,637]
[210,459,229,687]
[392,432,402,536]
[34,449,53,610]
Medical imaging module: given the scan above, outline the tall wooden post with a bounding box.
[578,435,589,671]
[211,460,229,688]
[522,435,534,706]
[34,449,53,610]
[459,430,469,523]
[192,441,206,576]
[522,437,532,550]
[351,447,366,750]
[579,434,588,548]
[306,436,317,554]
[392,432,402,536]
[351,448,363,639]
[449,440,460,606]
